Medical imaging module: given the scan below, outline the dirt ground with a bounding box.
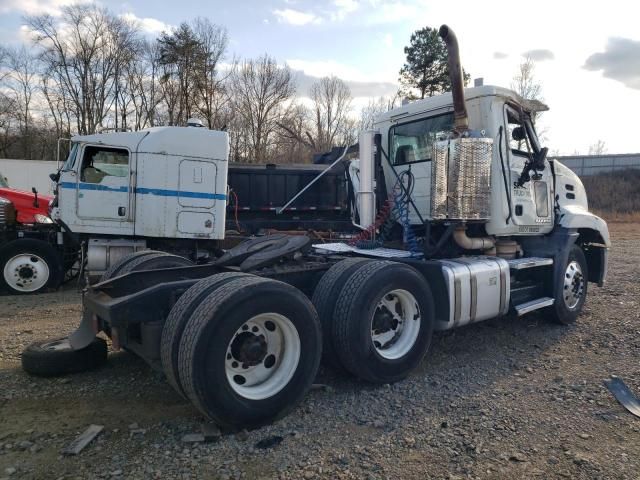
[1,223,639,480]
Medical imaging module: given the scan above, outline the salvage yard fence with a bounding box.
[552,153,640,177]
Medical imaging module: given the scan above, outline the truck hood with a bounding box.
[0,187,53,224]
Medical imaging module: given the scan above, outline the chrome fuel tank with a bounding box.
[435,257,510,330]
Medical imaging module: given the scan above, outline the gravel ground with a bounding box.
[1,222,639,480]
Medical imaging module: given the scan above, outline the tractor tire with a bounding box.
[99,250,160,282]
[161,272,253,398]
[22,337,108,377]
[0,239,63,294]
[548,245,588,325]
[178,276,322,430]
[332,260,434,384]
[311,257,372,370]
[118,252,193,275]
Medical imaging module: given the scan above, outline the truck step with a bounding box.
[515,297,555,316]
[508,257,553,270]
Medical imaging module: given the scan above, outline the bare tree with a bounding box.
[2,46,39,158]
[588,140,607,155]
[26,4,141,134]
[231,55,296,162]
[358,95,399,131]
[511,56,546,145]
[511,56,544,122]
[273,103,313,163]
[308,76,352,152]
[192,18,229,129]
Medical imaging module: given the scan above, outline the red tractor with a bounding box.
[0,172,64,294]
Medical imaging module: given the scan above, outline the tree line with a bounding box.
[0,7,487,164]
[0,4,386,163]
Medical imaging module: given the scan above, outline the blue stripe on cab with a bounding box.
[59,182,226,200]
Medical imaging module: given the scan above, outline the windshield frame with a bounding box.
[61,142,79,172]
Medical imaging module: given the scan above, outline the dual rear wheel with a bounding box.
[162,274,322,430]
[161,259,434,429]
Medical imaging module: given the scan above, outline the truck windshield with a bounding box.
[62,143,79,171]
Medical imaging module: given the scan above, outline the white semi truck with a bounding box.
[22,25,609,430]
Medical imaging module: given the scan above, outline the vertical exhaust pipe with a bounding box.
[438,25,469,133]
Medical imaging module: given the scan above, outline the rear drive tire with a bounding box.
[332,261,434,383]
[549,245,588,325]
[178,276,322,430]
[161,272,253,398]
[0,239,63,294]
[311,257,372,370]
[22,337,108,377]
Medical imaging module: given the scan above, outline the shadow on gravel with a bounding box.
[317,311,572,398]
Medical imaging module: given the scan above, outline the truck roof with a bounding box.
[374,85,549,125]
[72,126,229,161]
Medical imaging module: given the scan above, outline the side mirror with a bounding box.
[534,147,548,170]
[49,172,60,182]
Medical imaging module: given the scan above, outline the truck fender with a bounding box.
[558,204,610,247]
[557,205,610,286]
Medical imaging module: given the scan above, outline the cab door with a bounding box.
[503,106,554,235]
[75,144,134,234]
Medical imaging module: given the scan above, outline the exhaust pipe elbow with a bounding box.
[438,24,469,132]
[453,225,495,251]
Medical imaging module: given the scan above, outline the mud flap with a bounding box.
[68,310,98,350]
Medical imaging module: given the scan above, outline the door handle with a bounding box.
[118,207,126,216]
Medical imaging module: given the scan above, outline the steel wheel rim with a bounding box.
[225,313,301,400]
[371,288,421,360]
[3,253,49,292]
[41,338,71,351]
[563,260,585,310]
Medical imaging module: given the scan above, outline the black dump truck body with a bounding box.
[226,162,354,234]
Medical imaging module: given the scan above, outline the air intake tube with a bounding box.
[438,25,469,133]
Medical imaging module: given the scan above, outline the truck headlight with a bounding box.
[34,214,54,224]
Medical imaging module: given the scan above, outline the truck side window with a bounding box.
[390,112,454,165]
[505,109,540,158]
[80,146,129,184]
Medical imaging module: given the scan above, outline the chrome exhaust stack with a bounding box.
[430,25,494,224]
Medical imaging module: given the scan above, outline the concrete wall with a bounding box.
[552,153,640,176]
[0,159,57,194]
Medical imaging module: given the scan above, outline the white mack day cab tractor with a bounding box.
[21,25,609,430]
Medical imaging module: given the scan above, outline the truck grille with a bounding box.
[431,137,493,220]
[0,197,16,227]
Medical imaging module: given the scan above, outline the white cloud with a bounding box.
[120,12,173,35]
[273,8,321,26]
[330,0,359,21]
[287,59,397,98]
[0,0,84,16]
[383,33,393,48]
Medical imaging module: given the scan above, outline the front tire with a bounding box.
[0,239,62,294]
[549,245,588,325]
[177,276,322,430]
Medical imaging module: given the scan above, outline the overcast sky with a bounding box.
[1,0,639,154]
